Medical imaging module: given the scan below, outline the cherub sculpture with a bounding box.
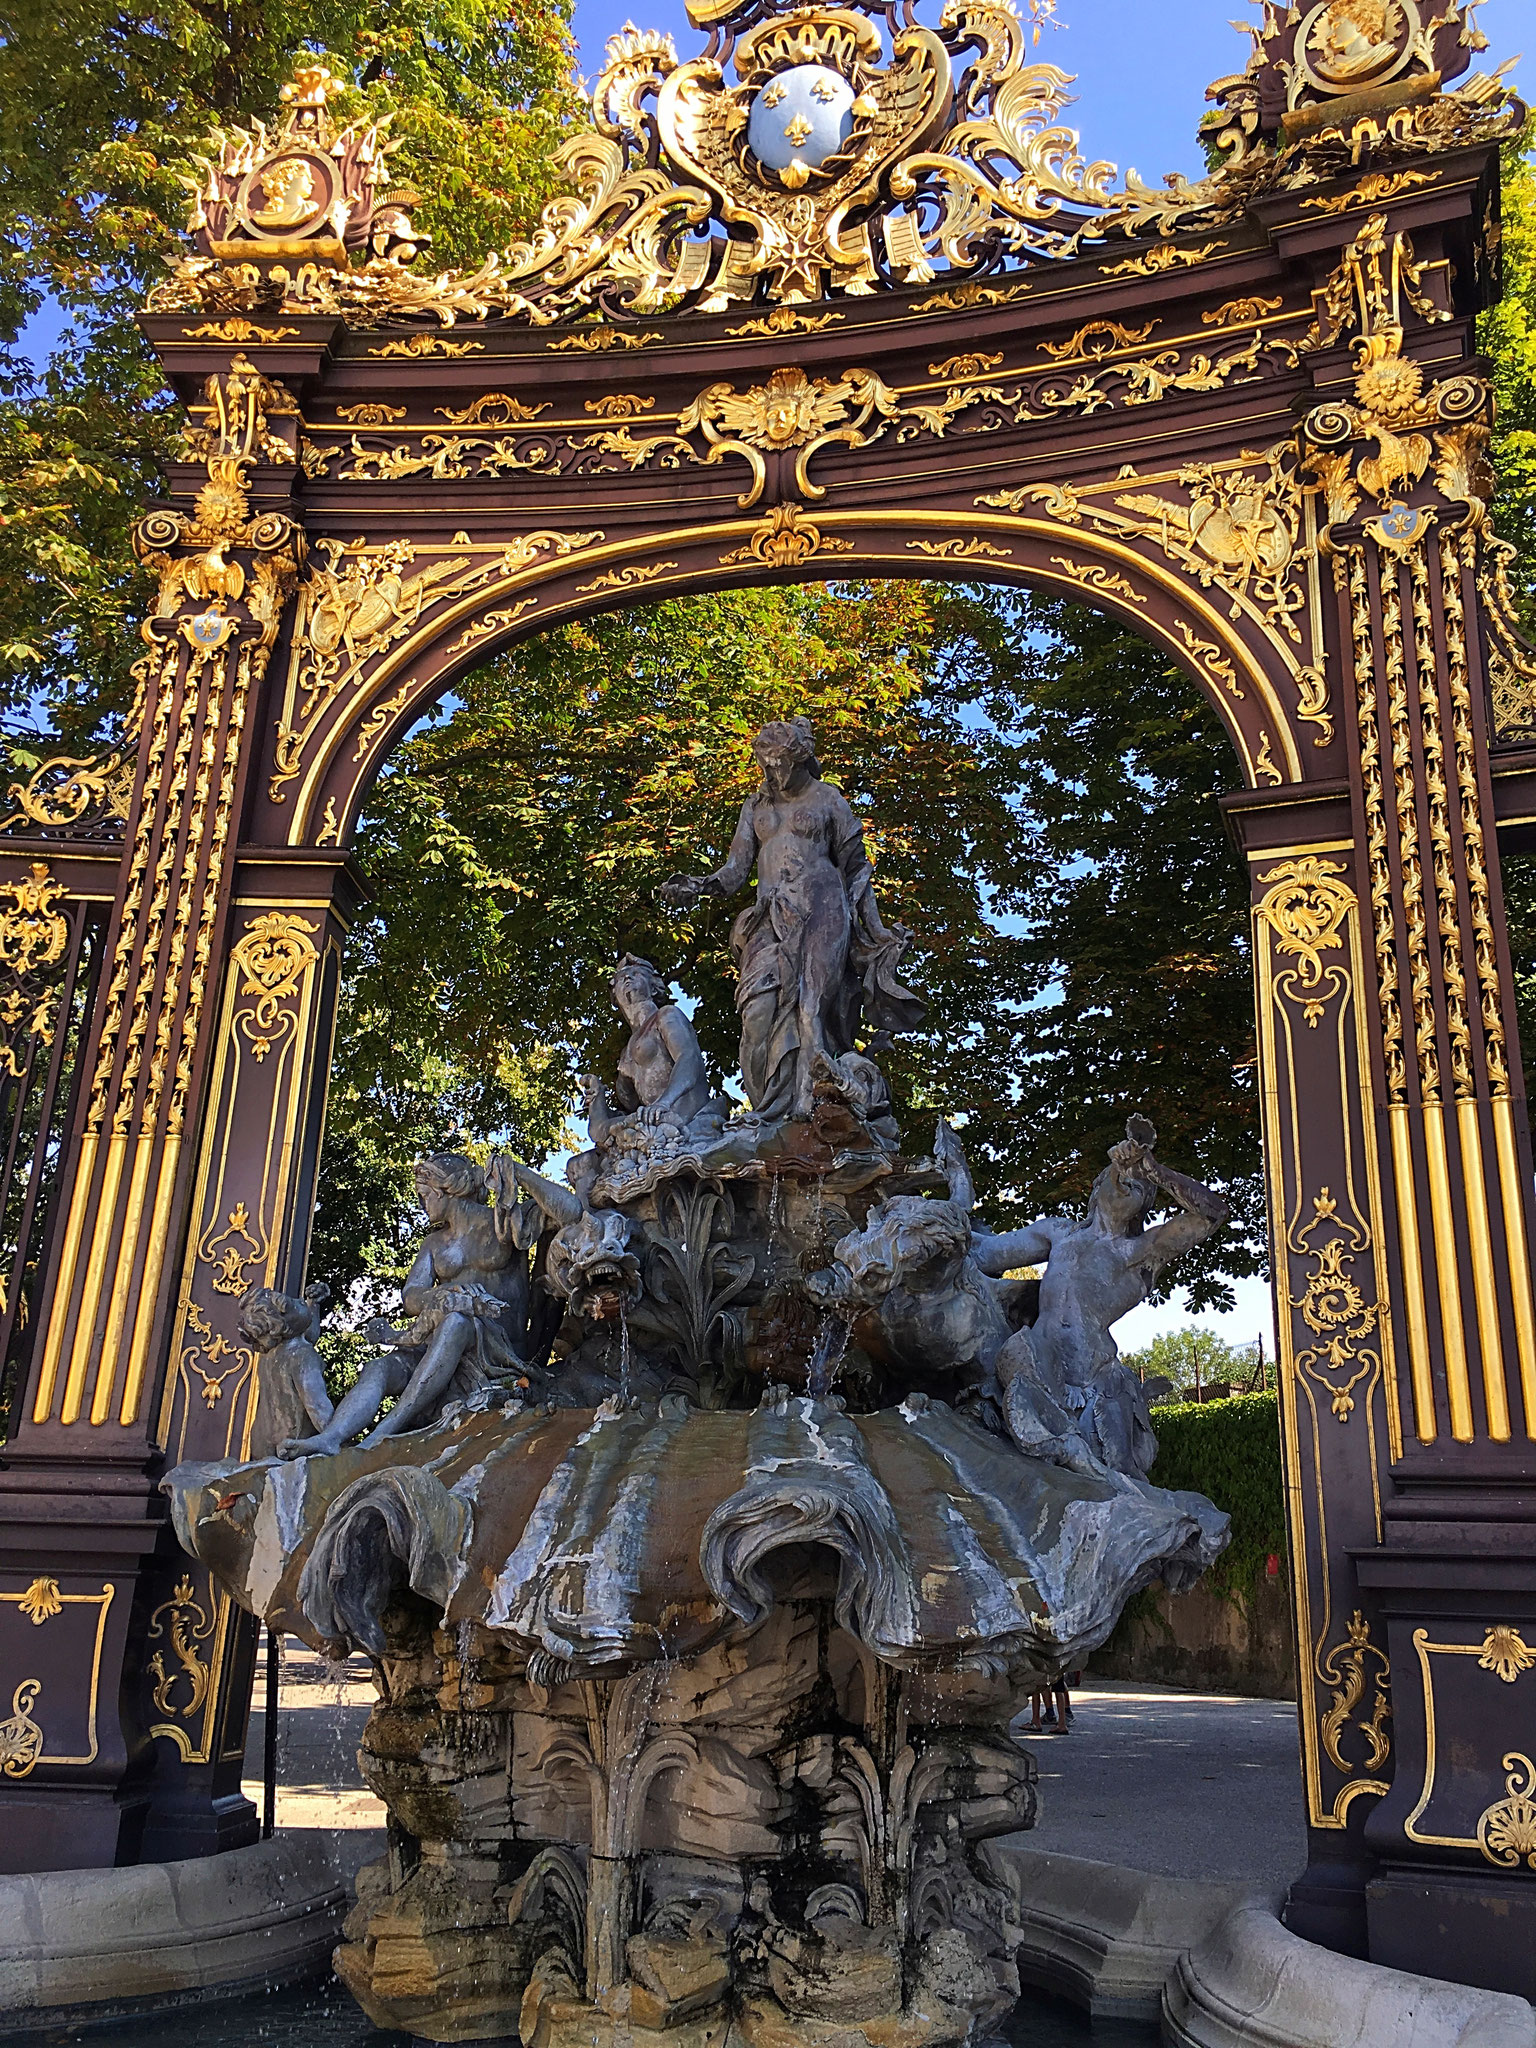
[281,1153,546,1457]
[240,1282,333,1459]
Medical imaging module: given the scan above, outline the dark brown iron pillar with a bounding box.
[0,814,360,1867]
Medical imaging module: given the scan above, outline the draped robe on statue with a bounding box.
[719,778,925,1118]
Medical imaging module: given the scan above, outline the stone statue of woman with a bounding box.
[280,1153,541,1456]
[581,955,713,1141]
[661,717,924,1120]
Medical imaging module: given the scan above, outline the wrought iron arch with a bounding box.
[301,516,1300,848]
[1,0,1535,1999]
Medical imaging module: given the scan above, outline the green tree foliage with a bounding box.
[1485,131,1536,1069]
[1120,1327,1270,1398]
[1483,124,1536,632]
[0,0,575,737]
[311,579,1266,1314]
[1141,1392,1287,1604]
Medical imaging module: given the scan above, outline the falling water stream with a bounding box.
[806,1310,852,1398]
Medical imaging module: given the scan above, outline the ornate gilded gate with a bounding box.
[1,0,1534,1995]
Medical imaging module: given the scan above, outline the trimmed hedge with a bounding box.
[1144,1390,1287,1604]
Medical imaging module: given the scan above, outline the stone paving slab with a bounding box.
[1013,1679,1307,1888]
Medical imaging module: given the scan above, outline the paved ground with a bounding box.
[1020,1678,1306,1887]
[242,1640,386,1835]
[245,1650,1306,1889]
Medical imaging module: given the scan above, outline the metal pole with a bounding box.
[262,1626,279,1839]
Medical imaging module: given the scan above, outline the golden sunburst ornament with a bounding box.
[1354,352,1423,416]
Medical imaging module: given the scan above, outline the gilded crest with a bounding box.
[1299,0,1413,96]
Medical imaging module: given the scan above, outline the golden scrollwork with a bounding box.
[1171,619,1243,700]
[1441,530,1508,1099]
[0,864,68,982]
[352,681,414,766]
[584,394,655,417]
[1478,1755,1536,1871]
[1291,1189,1381,1421]
[1478,1627,1536,1684]
[1344,545,1406,1103]
[183,318,300,340]
[1048,558,1145,605]
[546,328,663,353]
[977,439,1310,651]
[146,10,1522,332]
[229,911,320,1062]
[17,1577,62,1625]
[1298,168,1436,213]
[0,752,134,837]
[1203,295,1283,325]
[204,1203,263,1295]
[1256,857,1356,1008]
[436,392,550,426]
[179,352,297,466]
[912,279,1032,314]
[1039,318,1158,361]
[1319,1611,1392,1775]
[726,309,846,337]
[719,502,855,569]
[576,562,679,595]
[676,364,900,507]
[1293,664,1333,746]
[0,1680,43,1779]
[0,862,71,1076]
[905,537,1010,561]
[1117,448,1305,640]
[336,401,405,425]
[370,335,485,358]
[925,352,1001,383]
[445,599,541,654]
[270,531,600,804]
[177,1297,255,1407]
[147,1575,213,1719]
[1100,242,1222,277]
[334,429,563,484]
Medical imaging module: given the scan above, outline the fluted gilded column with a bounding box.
[0,366,321,1864]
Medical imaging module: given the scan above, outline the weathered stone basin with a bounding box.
[166,1388,1225,2045]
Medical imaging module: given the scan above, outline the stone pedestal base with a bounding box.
[0,1831,355,2030]
[1366,1866,1536,2006]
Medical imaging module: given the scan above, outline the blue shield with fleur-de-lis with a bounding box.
[747,65,856,174]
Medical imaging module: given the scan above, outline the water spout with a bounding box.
[806,1311,851,1399]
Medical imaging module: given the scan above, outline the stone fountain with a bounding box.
[166,716,1230,2046]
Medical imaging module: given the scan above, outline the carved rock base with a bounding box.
[316,1590,1032,2044]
